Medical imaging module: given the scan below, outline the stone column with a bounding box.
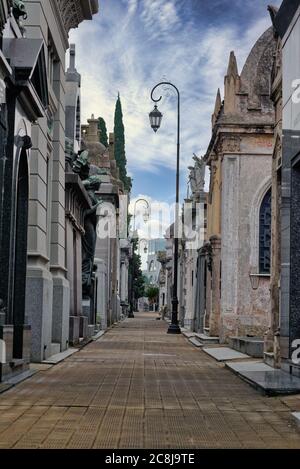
[178,247,185,326]
[197,252,207,333]
[120,261,126,303]
[205,269,212,331]
[183,250,195,330]
[265,159,281,367]
[290,165,300,353]
[125,261,129,303]
[280,151,291,362]
[266,50,282,367]
[95,258,107,330]
[50,60,70,354]
[26,120,54,362]
[209,235,221,338]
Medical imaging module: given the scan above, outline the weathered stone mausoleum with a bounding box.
[0,0,49,381]
[0,1,99,383]
[204,27,276,344]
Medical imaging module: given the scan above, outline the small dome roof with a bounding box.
[240,27,275,98]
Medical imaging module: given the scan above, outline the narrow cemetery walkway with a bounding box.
[1,312,300,448]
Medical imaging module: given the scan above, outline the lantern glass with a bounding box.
[143,211,149,223]
[149,105,162,132]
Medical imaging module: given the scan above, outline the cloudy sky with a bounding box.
[69,0,280,224]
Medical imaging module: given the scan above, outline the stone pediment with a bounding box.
[3,38,48,119]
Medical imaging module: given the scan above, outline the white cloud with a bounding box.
[140,0,180,38]
[69,0,274,185]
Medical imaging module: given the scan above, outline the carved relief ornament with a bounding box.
[216,135,241,155]
[56,0,95,33]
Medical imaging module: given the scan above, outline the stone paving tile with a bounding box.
[0,312,300,448]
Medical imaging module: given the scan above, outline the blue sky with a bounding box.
[70,0,281,214]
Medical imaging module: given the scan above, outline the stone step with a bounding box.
[188,337,203,348]
[0,382,12,394]
[282,360,300,379]
[5,369,37,386]
[43,348,78,365]
[203,347,250,361]
[2,359,30,383]
[226,360,300,396]
[92,330,105,341]
[195,333,219,344]
[9,358,25,369]
[182,331,196,339]
[229,336,264,358]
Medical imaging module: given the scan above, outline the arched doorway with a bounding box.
[0,129,31,381]
[12,145,29,358]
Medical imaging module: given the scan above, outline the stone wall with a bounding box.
[280,4,300,371]
[23,0,98,361]
[204,27,276,342]
[23,0,69,361]
[221,142,272,341]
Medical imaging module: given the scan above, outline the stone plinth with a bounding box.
[0,325,31,381]
[25,268,53,362]
[209,235,221,338]
[229,336,264,358]
[52,276,70,352]
[69,316,80,346]
[79,315,88,338]
[82,299,92,322]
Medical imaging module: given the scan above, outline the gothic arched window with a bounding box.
[259,188,271,274]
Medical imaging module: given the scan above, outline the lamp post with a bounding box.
[133,198,150,234]
[128,267,135,319]
[149,82,181,334]
[138,238,148,255]
[129,199,150,318]
[129,239,148,318]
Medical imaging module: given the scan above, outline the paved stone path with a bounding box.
[1,312,300,448]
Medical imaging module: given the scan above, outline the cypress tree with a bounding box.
[129,237,146,301]
[98,117,108,147]
[114,93,132,191]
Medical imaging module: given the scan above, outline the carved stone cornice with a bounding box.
[56,0,98,33]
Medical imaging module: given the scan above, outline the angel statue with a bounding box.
[81,175,103,298]
[188,153,206,195]
[71,150,104,298]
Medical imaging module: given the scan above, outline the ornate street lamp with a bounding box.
[132,198,150,234]
[129,200,150,318]
[149,105,163,132]
[139,238,148,254]
[143,211,149,223]
[149,82,181,335]
[129,238,148,319]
